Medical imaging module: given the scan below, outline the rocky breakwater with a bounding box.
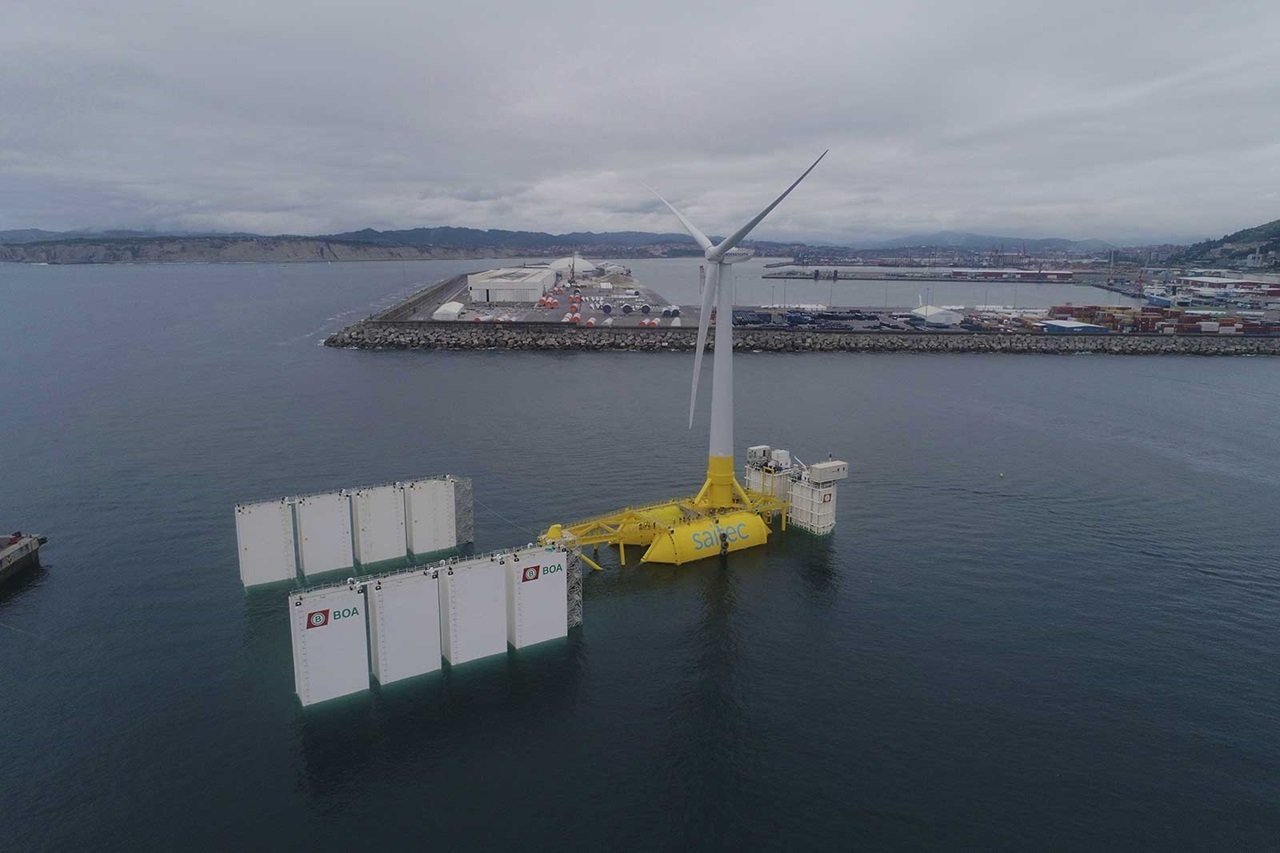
[325,321,1280,355]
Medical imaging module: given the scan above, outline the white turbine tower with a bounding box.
[650,151,828,509]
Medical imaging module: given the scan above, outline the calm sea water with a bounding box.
[1,260,1277,851]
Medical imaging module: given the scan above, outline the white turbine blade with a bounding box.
[710,150,828,259]
[689,263,720,428]
[643,182,713,253]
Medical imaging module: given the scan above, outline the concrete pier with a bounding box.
[325,321,1280,356]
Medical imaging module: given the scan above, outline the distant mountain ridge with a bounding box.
[0,224,813,264]
[325,226,705,249]
[323,226,815,254]
[2,225,1111,253]
[0,229,69,244]
[0,235,509,265]
[0,225,731,250]
[0,228,255,245]
[0,223,1156,265]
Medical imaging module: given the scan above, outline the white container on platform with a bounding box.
[745,466,792,501]
[788,480,837,535]
[807,460,849,484]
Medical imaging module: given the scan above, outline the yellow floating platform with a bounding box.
[640,510,770,565]
[541,483,787,567]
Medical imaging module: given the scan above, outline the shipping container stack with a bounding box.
[1049,304,1276,335]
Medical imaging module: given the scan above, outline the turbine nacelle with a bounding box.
[716,247,754,264]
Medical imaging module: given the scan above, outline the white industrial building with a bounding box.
[910,304,964,326]
[431,300,464,321]
[549,254,598,275]
[468,267,556,303]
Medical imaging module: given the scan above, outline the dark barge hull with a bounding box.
[0,536,44,585]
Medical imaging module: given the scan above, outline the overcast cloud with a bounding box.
[3,0,1278,244]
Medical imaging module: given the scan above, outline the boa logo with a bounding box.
[306,607,359,627]
[522,565,541,583]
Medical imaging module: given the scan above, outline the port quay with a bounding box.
[325,270,1280,356]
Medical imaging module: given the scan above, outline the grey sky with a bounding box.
[3,0,1278,244]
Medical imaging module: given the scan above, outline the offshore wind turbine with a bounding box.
[649,151,828,509]
[539,151,836,566]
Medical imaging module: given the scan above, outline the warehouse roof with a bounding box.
[470,267,555,283]
[549,255,598,273]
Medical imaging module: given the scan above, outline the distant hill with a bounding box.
[867,231,1113,253]
[325,226,807,255]
[0,228,251,245]
[0,225,809,264]
[0,235,486,264]
[325,226,700,250]
[1171,217,1280,265]
[0,229,76,244]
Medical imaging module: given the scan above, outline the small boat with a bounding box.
[0,532,47,585]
